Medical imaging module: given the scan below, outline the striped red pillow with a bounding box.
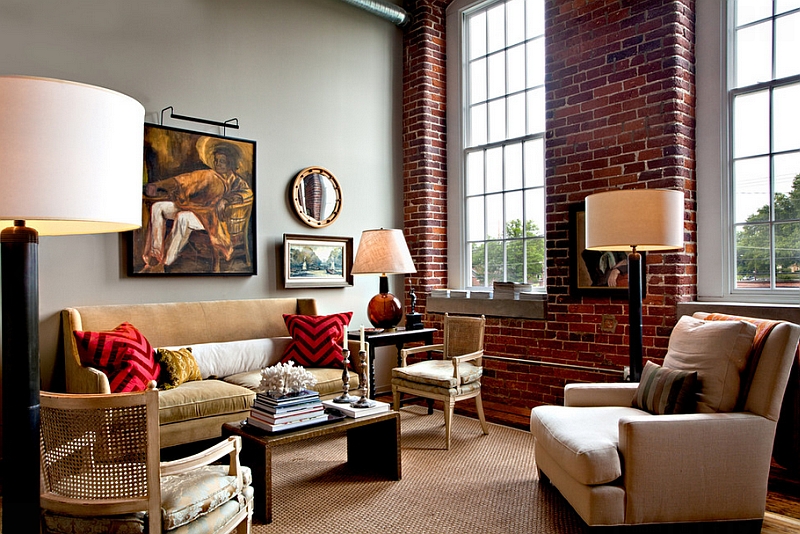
[281,312,353,368]
[74,322,159,392]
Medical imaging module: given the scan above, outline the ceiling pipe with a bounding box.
[337,0,410,27]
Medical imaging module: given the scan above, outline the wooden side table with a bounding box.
[348,327,436,398]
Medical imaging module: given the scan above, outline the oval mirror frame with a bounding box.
[291,166,342,228]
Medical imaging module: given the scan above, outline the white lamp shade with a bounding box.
[584,189,684,252]
[0,76,145,235]
[351,228,417,275]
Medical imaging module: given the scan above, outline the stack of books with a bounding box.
[322,398,391,418]
[246,389,327,432]
[492,281,533,299]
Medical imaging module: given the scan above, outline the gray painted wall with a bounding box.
[0,0,404,392]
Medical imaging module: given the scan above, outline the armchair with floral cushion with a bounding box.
[392,313,489,449]
[40,382,253,533]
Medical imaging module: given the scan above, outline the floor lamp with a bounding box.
[0,76,144,532]
[584,189,684,382]
[351,228,416,330]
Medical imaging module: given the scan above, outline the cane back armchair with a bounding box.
[39,382,253,533]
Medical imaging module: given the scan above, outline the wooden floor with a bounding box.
[765,463,800,532]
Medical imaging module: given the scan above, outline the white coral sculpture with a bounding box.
[259,361,317,397]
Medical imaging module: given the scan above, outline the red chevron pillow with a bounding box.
[280,312,353,368]
[74,322,159,393]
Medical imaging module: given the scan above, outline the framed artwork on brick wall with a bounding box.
[282,234,353,288]
[569,201,645,298]
[129,124,257,276]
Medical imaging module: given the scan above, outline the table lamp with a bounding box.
[351,228,416,329]
[584,189,684,382]
[0,75,144,532]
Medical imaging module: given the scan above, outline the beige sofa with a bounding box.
[61,298,366,448]
[530,312,800,529]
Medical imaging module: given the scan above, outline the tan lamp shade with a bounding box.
[352,228,417,275]
[584,189,684,252]
[0,75,145,235]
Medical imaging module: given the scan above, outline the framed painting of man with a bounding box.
[128,124,256,276]
[569,201,644,298]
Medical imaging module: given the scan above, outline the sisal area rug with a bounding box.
[253,405,589,534]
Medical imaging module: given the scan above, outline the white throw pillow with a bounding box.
[164,337,292,379]
[663,316,756,413]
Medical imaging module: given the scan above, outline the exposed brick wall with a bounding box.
[402,0,450,315]
[401,0,697,428]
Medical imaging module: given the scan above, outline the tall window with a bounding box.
[461,0,545,289]
[731,0,800,292]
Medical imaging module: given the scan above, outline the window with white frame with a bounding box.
[697,0,800,303]
[449,0,546,290]
[730,0,800,292]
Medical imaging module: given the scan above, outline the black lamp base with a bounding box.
[1,222,41,534]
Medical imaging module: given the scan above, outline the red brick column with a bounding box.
[545,0,697,368]
[402,0,450,319]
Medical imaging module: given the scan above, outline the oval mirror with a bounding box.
[291,166,342,228]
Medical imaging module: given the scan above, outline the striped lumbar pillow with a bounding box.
[633,360,698,415]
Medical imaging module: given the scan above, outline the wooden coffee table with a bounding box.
[222,410,401,523]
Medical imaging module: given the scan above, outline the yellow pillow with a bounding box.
[156,347,202,389]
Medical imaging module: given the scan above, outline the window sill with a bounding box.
[426,295,546,319]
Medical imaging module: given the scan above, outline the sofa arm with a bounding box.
[62,308,111,394]
[618,412,776,524]
[564,382,638,407]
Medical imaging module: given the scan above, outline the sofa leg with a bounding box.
[537,467,550,485]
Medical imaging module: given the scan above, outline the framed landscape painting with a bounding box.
[283,234,353,288]
[129,124,257,276]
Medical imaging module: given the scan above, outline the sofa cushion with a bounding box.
[663,315,757,413]
[281,312,353,368]
[166,337,292,379]
[157,380,254,425]
[74,322,159,393]
[155,347,202,389]
[633,360,697,415]
[530,405,647,485]
[225,367,359,397]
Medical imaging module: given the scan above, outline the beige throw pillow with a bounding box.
[663,315,757,413]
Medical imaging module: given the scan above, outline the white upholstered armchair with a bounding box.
[530,312,800,530]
